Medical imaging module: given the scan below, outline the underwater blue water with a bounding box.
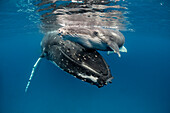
[0,0,170,113]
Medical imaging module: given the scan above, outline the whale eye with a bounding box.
[93,31,98,36]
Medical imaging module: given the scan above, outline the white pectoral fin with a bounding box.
[107,46,127,56]
[25,57,42,92]
[119,46,127,53]
[107,42,121,57]
[107,51,114,55]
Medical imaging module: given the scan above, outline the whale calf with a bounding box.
[58,27,127,57]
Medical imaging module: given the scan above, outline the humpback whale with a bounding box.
[25,0,129,92]
[25,33,113,92]
[58,26,127,57]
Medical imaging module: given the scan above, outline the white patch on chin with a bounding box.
[77,73,98,83]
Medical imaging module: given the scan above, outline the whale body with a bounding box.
[41,32,113,87]
[25,32,113,92]
[58,26,127,57]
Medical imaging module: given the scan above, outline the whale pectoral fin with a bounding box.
[119,46,127,53]
[108,46,127,56]
[107,42,121,57]
[25,57,42,92]
[107,51,114,55]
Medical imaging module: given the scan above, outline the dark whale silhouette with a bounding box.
[41,33,113,86]
[25,33,113,92]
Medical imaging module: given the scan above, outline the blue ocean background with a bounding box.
[0,0,170,113]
